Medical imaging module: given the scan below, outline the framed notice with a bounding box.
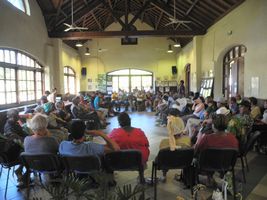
[199,77,214,98]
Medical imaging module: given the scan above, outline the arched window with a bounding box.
[223,45,246,99]
[107,69,153,92]
[64,66,76,94]
[0,48,44,110]
[6,0,31,15]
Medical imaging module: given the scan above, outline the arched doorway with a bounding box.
[185,63,191,96]
[107,69,153,92]
[223,45,246,100]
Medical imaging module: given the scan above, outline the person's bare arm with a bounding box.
[85,130,120,152]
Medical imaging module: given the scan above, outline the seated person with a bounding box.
[71,96,102,129]
[159,108,188,151]
[227,100,254,148]
[24,114,58,154]
[59,120,119,156]
[229,97,239,115]
[108,112,150,165]
[249,97,261,120]
[4,109,28,141]
[182,96,205,123]
[195,114,238,154]
[54,101,72,127]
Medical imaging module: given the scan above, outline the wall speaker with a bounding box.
[172,66,177,75]
[81,67,87,76]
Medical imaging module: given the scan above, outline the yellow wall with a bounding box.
[79,16,177,91]
[176,0,267,98]
[61,43,82,93]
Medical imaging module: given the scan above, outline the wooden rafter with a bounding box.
[155,11,163,30]
[92,11,103,30]
[50,29,206,39]
[185,0,199,16]
[128,0,151,27]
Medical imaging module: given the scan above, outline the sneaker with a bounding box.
[160,124,167,127]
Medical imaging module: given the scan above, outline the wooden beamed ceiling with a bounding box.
[37,0,245,49]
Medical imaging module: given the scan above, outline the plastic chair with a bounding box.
[151,148,194,200]
[20,153,62,198]
[238,131,261,183]
[196,148,238,200]
[61,155,101,175]
[0,139,21,198]
[104,150,145,183]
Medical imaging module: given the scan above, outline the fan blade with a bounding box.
[76,27,88,30]
[64,27,72,32]
[63,23,71,27]
[179,20,191,23]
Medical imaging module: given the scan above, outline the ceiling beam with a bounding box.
[151,0,206,28]
[185,0,199,16]
[128,0,151,27]
[92,11,103,30]
[53,0,105,31]
[155,11,163,30]
[49,29,206,39]
[102,1,126,28]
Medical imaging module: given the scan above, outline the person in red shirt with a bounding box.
[195,114,239,154]
[108,112,150,165]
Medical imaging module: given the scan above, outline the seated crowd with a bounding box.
[0,86,266,195]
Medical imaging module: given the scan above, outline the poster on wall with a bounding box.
[251,76,259,97]
[97,74,107,92]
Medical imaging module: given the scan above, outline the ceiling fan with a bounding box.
[165,0,191,26]
[64,0,88,32]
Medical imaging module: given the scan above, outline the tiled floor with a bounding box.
[0,111,267,199]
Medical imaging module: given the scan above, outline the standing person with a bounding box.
[177,80,185,98]
[108,112,150,165]
[47,88,57,103]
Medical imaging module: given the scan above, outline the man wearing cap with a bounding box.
[59,120,120,157]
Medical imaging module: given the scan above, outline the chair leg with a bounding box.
[232,169,237,200]
[151,162,155,185]
[139,169,145,184]
[240,157,246,183]
[245,156,249,172]
[38,173,42,185]
[154,166,157,200]
[5,168,11,198]
[26,170,31,199]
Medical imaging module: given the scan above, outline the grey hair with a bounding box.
[6,109,19,119]
[30,114,48,131]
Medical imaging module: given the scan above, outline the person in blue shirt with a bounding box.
[59,120,119,157]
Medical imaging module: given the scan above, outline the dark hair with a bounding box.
[168,108,180,117]
[249,97,257,105]
[118,112,131,127]
[230,97,237,103]
[205,96,213,104]
[45,91,50,96]
[199,96,205,103]
[212,114,227,131]
[239,100,251,108]
[70,120,85,140]
[180,80,184,84]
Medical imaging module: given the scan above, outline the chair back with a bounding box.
[156,148,194,170]
[244,131,261,155]
[198,148,238,172]
[20,153,62,173]
[104,150,143,171]
[61,155,101,174]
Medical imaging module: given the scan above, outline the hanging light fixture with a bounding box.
[84,47,90,56]
[173,42,181,48]
[75,41,83,47]
[167,44,173,53]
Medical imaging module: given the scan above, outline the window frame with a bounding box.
[6,0,31,15]
[0,48,44,110]
[64,66,76,94]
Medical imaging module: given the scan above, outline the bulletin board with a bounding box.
[199,77,214,98]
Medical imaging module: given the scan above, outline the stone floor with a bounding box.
[0,111,267,199]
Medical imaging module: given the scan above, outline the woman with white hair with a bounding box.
[24,114,58,154]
